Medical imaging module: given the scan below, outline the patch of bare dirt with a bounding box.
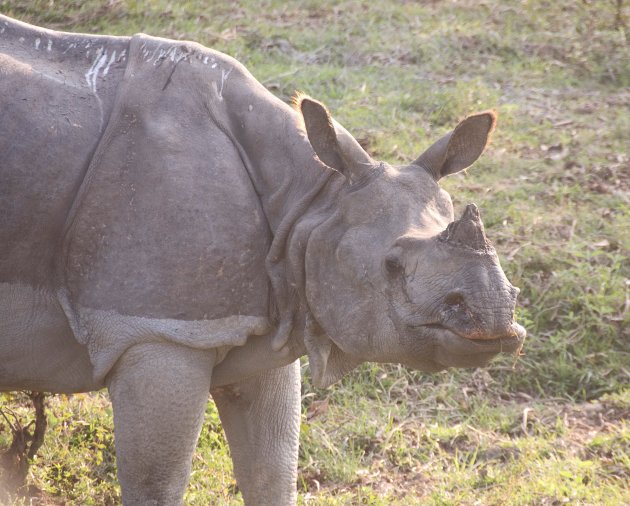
[299,461,434,502]
[561,399,629,436]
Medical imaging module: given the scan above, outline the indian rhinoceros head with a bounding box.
[294,96,526,388]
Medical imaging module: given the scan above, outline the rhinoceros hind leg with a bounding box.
[212,360,301,506]
[107,342,215,505]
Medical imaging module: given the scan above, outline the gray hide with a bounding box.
[0,15,525,506]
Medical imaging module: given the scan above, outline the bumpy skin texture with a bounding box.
[107,343,216,505]
[0,15,525,505]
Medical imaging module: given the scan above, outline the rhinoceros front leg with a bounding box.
[106,342,215,505]
[212,360,301,506]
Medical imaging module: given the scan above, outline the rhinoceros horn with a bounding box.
[297,95,374,183]
[440,203,490,252]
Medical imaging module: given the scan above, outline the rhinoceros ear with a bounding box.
[413,111,497,180]
[297,94,374,183]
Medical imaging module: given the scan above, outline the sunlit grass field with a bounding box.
[1,1,628,504]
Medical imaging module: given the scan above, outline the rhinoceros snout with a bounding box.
[424,321,525,371]
[436,286,520,341]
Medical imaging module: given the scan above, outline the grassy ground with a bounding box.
[1,0,628,504]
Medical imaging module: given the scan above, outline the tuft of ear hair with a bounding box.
[292,91,310,134]
[472,109,498,150]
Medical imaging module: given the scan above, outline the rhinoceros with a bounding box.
[0,14,526,505]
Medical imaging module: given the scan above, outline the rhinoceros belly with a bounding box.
[0,283,98,392]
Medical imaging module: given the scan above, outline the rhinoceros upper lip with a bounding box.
[410,321,525,347]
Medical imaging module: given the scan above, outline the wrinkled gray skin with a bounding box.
[0,15,525,505]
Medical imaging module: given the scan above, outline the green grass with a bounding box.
[1,0,629,504]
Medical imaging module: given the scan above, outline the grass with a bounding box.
[1,0,629,504]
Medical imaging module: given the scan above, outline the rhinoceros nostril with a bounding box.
[444,292,465,307]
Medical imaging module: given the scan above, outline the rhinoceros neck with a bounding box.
[250,114,341,351]
[213,81,332,232]
[199,58,346,351]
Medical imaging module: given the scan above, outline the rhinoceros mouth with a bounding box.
[411,322,525,354]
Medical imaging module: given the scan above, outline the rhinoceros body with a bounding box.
[1,15,525,505]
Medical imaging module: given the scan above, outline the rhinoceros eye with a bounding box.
[384,252,403,276]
